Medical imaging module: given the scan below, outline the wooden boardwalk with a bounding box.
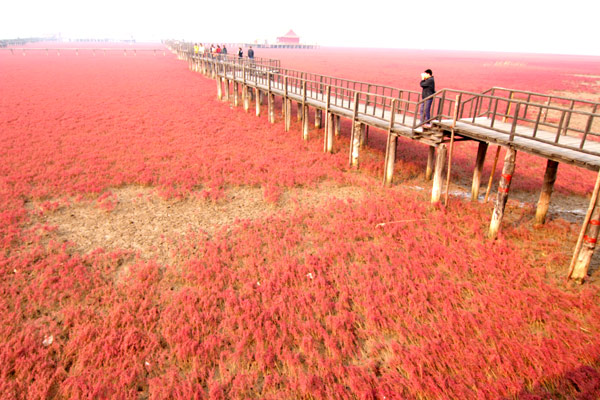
[169,42,600,283]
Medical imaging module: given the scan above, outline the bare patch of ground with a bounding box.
[26,182,366,263]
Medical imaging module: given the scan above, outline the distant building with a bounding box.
[276,30,300,44]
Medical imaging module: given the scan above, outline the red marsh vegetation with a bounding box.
[1,44,600,399]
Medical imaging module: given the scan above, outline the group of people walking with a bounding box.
[193,43,254,60]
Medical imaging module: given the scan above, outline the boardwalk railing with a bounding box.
[431,89,600,157]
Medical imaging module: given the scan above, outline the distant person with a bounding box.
[247,46,254,59]
[420,69,435,127]
[193,43,199,56]
[222,45,227,55]
[238,47,243,58]
[199,43,205,56]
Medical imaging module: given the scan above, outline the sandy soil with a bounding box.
[26,182,367,264]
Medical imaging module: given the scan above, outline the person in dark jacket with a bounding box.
[238,47,243,58]
[420,69,435,127]
[247,46,254,59]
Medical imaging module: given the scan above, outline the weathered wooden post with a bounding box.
[444,94,462,206]
[284,77,291,131]
[268,73,275,124]
[255,88,261,117]
[297,102,302,121]
[489,147,517,239]
[302,80,309,141]
[431,144,447,203]
[471,141,489,201]
[383,99,398,187]
[360,126,369,148]
[567,170,600,282]
[224,79,230,102]
[484,146,502,202]
[349,92,361,167]
[426,146,435,180]
[234,82,239,107]
[315,109,322,129]
[216,77,223,101]
[324,86,333,153]
[335,115,341,137]
[535,159,559,224]
[243,85,249,112]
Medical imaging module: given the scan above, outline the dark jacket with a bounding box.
[247,48,254,59]
[420,77,435,99]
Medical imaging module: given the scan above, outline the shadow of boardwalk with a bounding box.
[514,364,600,399]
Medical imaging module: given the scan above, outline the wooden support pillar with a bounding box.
[360,126,369,148]
[471,142,489,201]
[315,109,323,129]
[383,135,397,186]
[285,99,292,132]
[383,99,398,187]
[535,159,559,224]
[325,113,335,153]
[570,201,600,282]
[350,121,362,167]
[255,88,261,117]
[223,79,230,101]
[297,102,302,121]
[234,83,239,107]
[259,91,264,105]
[568,170,600,282]
[268,94,275,124]
[431,144,447,203]
[216,77,222,100]
[335,115,341,137]
[243,85,249,112]
[324,86,333,153]
[348,92,361,168]
[302,80,309,141]
[489,148,517,239]
[283,77,290,131]
[426,146,435,181]
[302,106,309,140]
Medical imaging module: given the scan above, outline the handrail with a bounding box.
[193,50,600,157]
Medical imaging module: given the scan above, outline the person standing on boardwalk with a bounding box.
[238,47,243,58]
[222,45,227,55]
[247,46,254,59]
[420,69,435,127]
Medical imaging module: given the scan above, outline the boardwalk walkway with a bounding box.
[169,42,600,282]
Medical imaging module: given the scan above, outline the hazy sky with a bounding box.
[2,0,599,56]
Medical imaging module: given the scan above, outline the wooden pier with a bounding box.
[169,41,600,283]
